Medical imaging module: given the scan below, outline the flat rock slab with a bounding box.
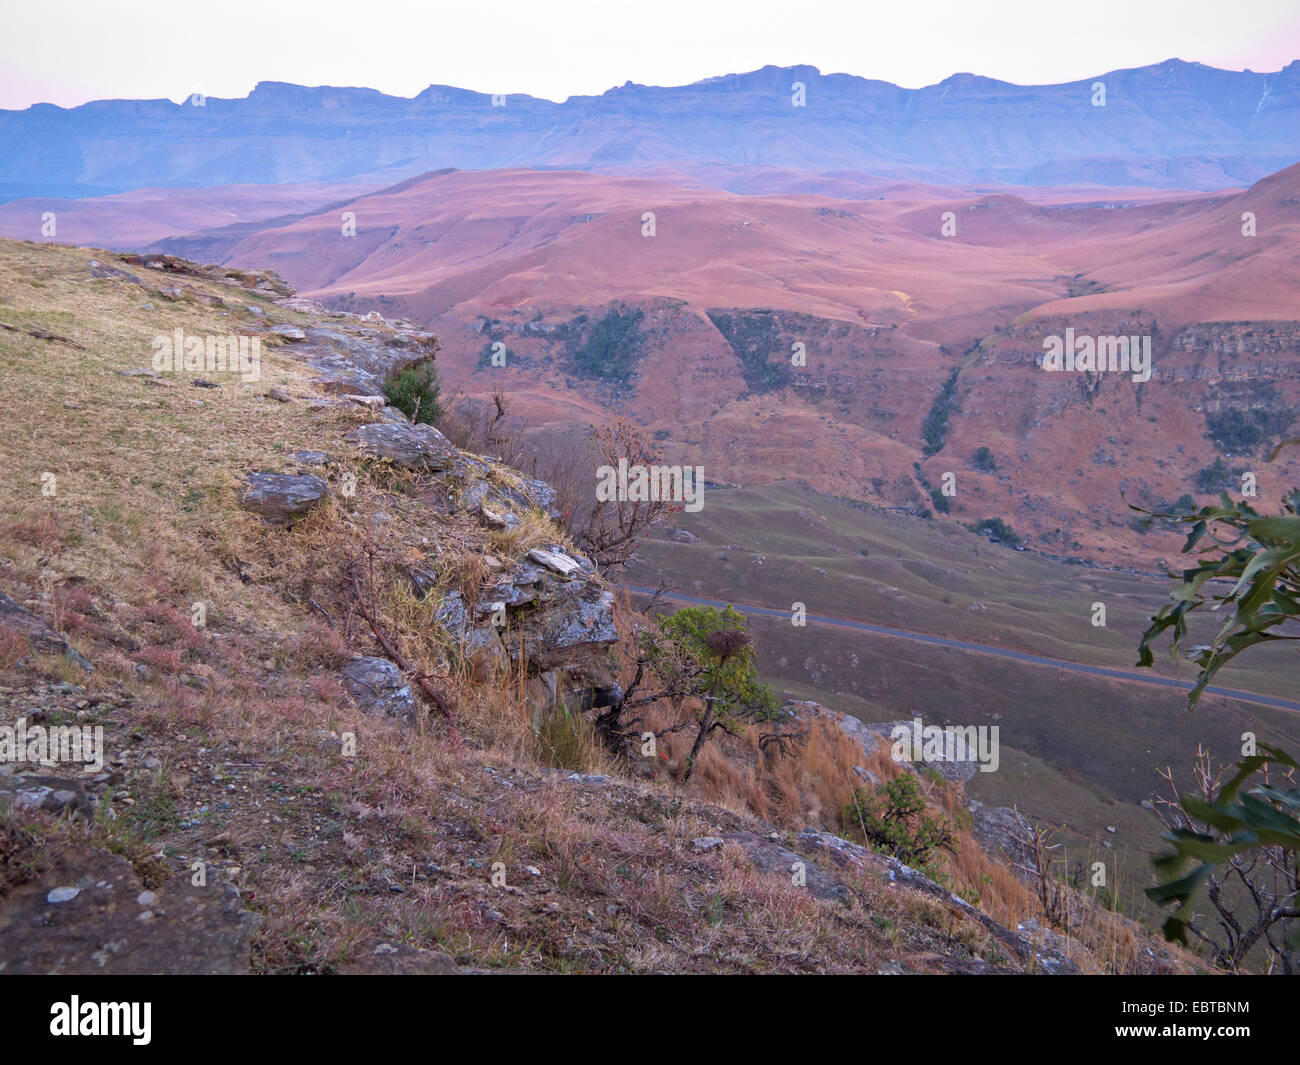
[344,422,460,471]
[527,547,581,577]
[723,831,852,902]
[87,259,142,285]
[0,849,258,974]
[238,472,329,526]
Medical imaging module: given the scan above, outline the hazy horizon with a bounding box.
[2,0,1299,109]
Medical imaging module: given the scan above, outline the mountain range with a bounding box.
[4,59,1300,201]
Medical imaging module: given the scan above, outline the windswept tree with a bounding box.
[604,604,778,781]
[1134,439,1300,972]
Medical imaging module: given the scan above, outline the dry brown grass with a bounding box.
[0,238,1190,974]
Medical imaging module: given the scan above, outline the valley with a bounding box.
[626,482,1300,923]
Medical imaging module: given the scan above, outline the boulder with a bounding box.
[270,324,307,342]
[344,422,460,472]
[859,719,983,782]
[314,370,385,398]
[434,592,508,680]
[489,474,559,520]
[528,547,581,577]
[340,657,417,723]
[499,582,617,672]
[478,503,521,531]
[238,472,329,526]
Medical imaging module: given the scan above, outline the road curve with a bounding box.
[622,584,1300,714]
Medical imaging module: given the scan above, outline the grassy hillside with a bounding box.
[0,238,1196,974]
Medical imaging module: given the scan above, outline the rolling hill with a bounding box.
[114,162,1300,568]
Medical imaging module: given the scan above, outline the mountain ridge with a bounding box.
[4,60,1299,201]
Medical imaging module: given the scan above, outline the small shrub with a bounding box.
[1193,457,1239,494]
[383,362,443,425]
[843,773,956,867]
[970,517,1021,546]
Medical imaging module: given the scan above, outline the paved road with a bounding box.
[623,584,1300,714]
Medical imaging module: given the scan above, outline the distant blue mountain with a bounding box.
[2,59,1298,201]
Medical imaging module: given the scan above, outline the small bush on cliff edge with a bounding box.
[383,361,443,424]
[844,773,956,868]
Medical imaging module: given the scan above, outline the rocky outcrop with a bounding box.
[789,826,1078,973]
[86,259,142,285]
[478,545,613,670]
[462,469,559,522]
[269,310,439,401]
[238,472,330,526]
[436,543,617,713]
[784,701,985,783]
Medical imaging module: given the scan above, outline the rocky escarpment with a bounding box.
[225,290,620,732]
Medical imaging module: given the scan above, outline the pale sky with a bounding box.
[1,0,1298,110]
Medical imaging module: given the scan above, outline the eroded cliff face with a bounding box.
[415,299,1300,570]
